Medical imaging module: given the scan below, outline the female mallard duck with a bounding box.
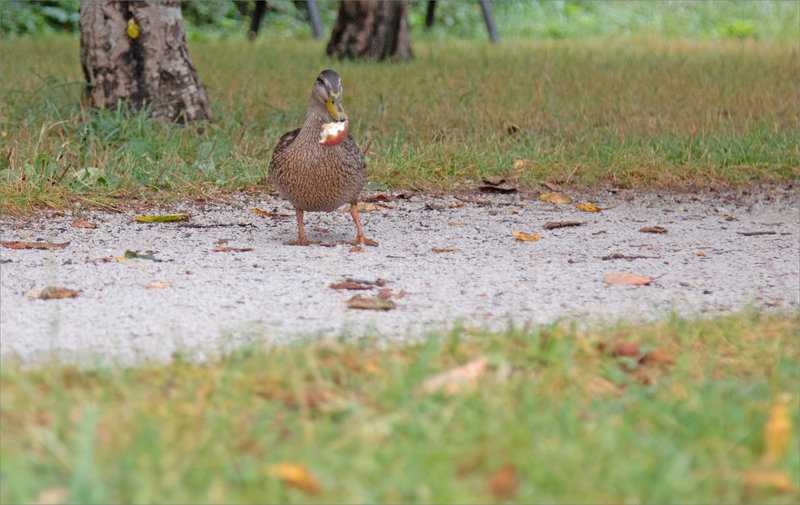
[268,69,377,246]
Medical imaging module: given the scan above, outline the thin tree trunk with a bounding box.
[326,0,412,61]
[79,0,212,123]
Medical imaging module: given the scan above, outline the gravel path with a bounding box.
[2,187,798,365]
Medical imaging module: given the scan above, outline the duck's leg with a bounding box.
[285,208,319,245]
[346,204,378,246]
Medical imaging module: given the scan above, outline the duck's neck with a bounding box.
[299,103,328,141]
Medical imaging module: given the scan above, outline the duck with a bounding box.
[268,69,377,246]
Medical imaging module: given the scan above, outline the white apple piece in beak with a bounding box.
[319,119,349,146]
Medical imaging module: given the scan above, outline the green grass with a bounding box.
[1,33,798,213]
[2,311,798,503]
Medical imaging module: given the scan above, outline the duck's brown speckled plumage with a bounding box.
[268,115,365,212]
[267,70,376,246]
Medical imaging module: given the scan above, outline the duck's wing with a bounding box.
[268,127,301,181]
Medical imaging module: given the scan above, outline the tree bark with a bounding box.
[326,0,412,61]
[79,0,212,123]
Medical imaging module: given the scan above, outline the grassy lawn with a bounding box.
[1,33,797,213]
[1,311,797,503]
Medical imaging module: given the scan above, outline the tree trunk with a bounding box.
[79,0,212,123]
[326,0,412,61]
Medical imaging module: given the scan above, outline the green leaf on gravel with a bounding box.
[124,250,155,260]
[134,214,190,223]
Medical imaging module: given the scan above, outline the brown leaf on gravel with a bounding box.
[268,463,322,495]
[212,246,253,252]
[603,273,657,286]
[639,226,668,234]
[349,246,364,253]
[99,256,127,262]
[639,349,675,366]
[543,221,585,230]
[480,176,517,194]
[512,231,541,242]
[145,281,174,290]
[353,202,393,212]
[601,253,661,261]
[330,281,373,291]
[540,192,572,204]
[483,175,507,186]
[420,357,488,395]
[71,219,96,228]
[252,208,292,217]
[25,286,81,299]
[575,203,601,212]
[2,241,70,250]
[364,193,390,202]
[489,464,518,499]
[346,295,396,311]
[432,247,459,252]
[376,288,406,300]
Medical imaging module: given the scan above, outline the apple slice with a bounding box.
[319,119,349,146]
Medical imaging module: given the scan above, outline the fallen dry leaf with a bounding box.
[25,286,81,300]
[99,256,127,262]
[365,193,390,202]
[586,375,621,398]
[601,253,661,261]
[71,219,96,229]
[252,208,292,217]
[268,463,322,495]
[2,241,70,250]
[354,202,393,212]
[639,349,675,366]
[420,357,488,394]
[212,247,253,252]
[480,176,517,194]
[613,341,641,358]
[134,214,189,223]
[376,288,406,300]
[540,192,572,204]
[483,175,507,186]
[543,221,584,230]
[696,251,707,257]
[347,294,396,311]
[330,281,372,291]
[512,231,542,242]
[603,273,657,286]
[763,393,792,464]
[739,470,791,493]
[489,464,518,499]
[349,246,364,253]
[145,281,174,289]
[432,247,459,252]
[639,226,668,234]
[31,486,69,505]
[575,203,601,212]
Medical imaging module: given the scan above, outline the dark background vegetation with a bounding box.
[2,0,797,41]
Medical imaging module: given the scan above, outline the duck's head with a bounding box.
[311,69,348,123]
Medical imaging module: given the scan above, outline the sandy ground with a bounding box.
[1,186,798,365]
